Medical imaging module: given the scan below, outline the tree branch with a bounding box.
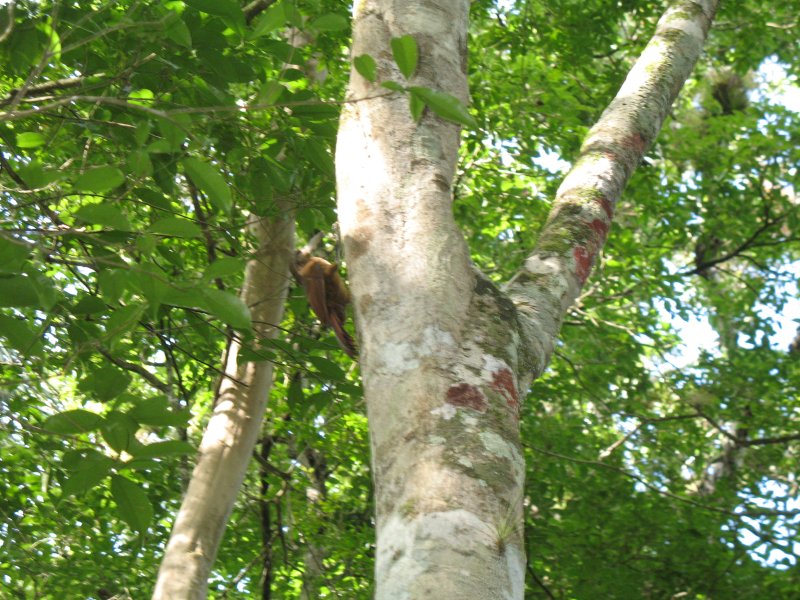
[97,348,170,392]
[243,0,278,24]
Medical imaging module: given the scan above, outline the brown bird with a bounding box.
[295,255,357,358]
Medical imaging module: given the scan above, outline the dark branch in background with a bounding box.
[161,315,192,405]
[687,213,783,277]
[243,0,278,24]
[526,563,556,600]
[0,76,88,107]
[1,51,157,114]
[693,406,740,443]
[598,413,708,460]
[0,149,28,187]
[187,180,223,288]
[98,348,169,392]
[526,443,799,518]
[0,150,98,291]
[741,432,800,447]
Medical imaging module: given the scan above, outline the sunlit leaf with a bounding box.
[130,440,195,459]
[354,54,377,82]
[391,35,418,79]
[148,216,203,238]
[198,288,251,330]
[16,132,45,148]
[74,167,126,194]
[248,2,286,39]
[44,409,104,434]
[408,86,478,128]
[312,13,349,31]
[111,475,153,531]
[181,158,232,214]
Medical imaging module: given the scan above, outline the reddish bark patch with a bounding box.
[446,383,487,412]
[573,246,594,284]
[624,133,648,154]
[491,369,520,417]
[587,218,609,239]
[595,196,613,220]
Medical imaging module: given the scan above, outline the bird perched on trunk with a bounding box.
[293,253,357,358]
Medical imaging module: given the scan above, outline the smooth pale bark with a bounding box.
[337,1,719,598]
[153,213,294,600]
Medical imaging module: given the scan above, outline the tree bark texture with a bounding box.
[153,213,294,600]
[336,1,719,598]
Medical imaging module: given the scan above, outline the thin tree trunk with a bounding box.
[336,1,719,597]
[153,213,294,600]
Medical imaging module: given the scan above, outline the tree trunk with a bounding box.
[336,1,719,597]
[153,213,294,600]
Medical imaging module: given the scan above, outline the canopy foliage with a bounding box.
[1,0,798,598]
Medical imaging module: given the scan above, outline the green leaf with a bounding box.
[17,160,62,188]
[204,257,245,280]
[128,397,191,427]
[148,216,203,239]
[101,411,140,453]
[184,0,244,34]
[0,235,31,273]
[184,0,241,19]
[71,295,106,315]
[127,149,153,178]
[248,2,286,39]
[408,86,478,128]
[136,234,158,257]
[290,102,340,119]
[391,35,418,79]
[157,115,190,152]
[354,54,377,82]
[98,269,128,303]
[73,203,132,231]
[16,132,45,148]
[130,263,169,307]
[304,139,334,176]
[307,355,346,380]
[165,15,192,47]
[111,475,153,532]
[74,166,126,193]
[256,80,285,105]
[129,440,194,459]
[44,409,104,434]
[181,158,232,214]
[147,139,174,154]
[381,81,405,93]
[0,314,41,355]
[0,275,44,307]
[105,304,145,342]
[79,365,132,402]
[61,452,114,496]
[312,13,349,31]
[238,345,276,362]
[127,88,154,106]
[409,92,425,121]
[288,375,303,406]
[199,288,251,330]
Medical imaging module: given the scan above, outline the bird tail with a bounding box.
[331,319,358,358]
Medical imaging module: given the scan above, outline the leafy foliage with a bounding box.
[1,0,799,598]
